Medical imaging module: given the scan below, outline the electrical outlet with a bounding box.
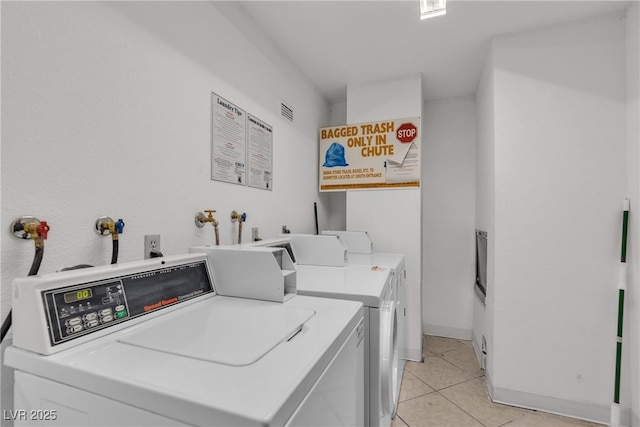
[144,234,161,259]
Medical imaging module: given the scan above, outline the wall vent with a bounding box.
[280,100,294,123]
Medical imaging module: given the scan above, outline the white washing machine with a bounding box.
[321,231,408,362]
[346,252,409,364]
[4,254,365,426]
[294,264,399,427]
[226,235,403,426]
[346,253,407,409]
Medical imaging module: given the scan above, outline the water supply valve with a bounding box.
[230,211,247,244]
[11,216,50,248]
[95,216,125,239]
[195,210,220,245]
[230,211,247,223]
[195,210,219,227]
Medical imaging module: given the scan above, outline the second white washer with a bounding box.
[295,264,399,427]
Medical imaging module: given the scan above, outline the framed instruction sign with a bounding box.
[212,93,246,185]
[211,93,273,190]
[319,117,421,191]
[247,114,273,191]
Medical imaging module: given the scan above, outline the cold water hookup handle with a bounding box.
[230,210,247,244]
[95,216,125,264]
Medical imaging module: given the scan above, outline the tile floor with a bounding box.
[392,336,603,427]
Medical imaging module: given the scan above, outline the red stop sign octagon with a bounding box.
[396,123,418,143]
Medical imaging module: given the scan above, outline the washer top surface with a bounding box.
[118,297,314,365]
[5,294,363,426]
[347,252,405,272]
[295,264,391,307]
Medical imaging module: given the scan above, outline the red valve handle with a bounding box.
[37,221,50,239]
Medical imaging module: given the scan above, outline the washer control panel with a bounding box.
[42,260,213,346]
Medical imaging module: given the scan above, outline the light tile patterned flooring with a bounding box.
[392,336,603,427]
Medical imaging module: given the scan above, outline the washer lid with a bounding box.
[118,297,314,366]
[296,264,391,307]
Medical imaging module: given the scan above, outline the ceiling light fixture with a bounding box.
[420,0,446,20]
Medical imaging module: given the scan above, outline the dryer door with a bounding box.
[379,298,399,416]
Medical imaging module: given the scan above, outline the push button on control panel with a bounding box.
[66,324,83,334]
[66,317,82,327]
[85,319,99,328]
[99,308,112,317]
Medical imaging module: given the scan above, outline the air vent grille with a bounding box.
[280,101,294,123]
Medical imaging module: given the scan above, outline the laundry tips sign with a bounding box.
[319,117,421,191]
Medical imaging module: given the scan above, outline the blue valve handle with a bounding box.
[241,213,247,222]
[115,219,125,234]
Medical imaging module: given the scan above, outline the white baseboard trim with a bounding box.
[423,325,472,341]
[491,385,630,426]
[485,365,494,399]
[471,334,483,368]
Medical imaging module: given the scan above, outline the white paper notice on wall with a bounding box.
[385,141,420,183]
[247,114,273,191]
[212,92,247,186]
[319,117,421,191]
[211,93,273,190]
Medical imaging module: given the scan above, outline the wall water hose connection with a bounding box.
[611,198,629,427]
[230,210,247,244]
[195,210,220,245]
[1,216,50,343]
[95,216,125,264]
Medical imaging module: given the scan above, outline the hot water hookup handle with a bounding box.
[1,216,50,342]
[195,210,220,245]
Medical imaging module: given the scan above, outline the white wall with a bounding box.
[323,100,348,231]
[625,3,640,425]
[488,13,627,423]
[474,46,496,389]
[0,1,329,421]
[422,97,476,340]
[346,74,423,361]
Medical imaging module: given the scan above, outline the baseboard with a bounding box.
[485,366,494,400]
[423,324,472,341]
[492,385,630,426]
[471,334,482,368]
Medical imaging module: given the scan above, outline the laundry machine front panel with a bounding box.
[12,254,214,356]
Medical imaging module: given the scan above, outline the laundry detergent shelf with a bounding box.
[190,246,296,302]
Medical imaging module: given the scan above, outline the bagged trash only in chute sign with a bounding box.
[318,118,421,191]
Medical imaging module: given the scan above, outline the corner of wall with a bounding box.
[625,1,640,424]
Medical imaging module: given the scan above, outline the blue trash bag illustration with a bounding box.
[323,142,349,167]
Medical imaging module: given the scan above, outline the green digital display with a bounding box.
[63,288,93,304]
